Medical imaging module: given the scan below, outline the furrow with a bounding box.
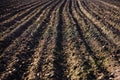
[0,0,61,79]
[0,0,55,54]
[83,0,120,34]
[69,0,112,79]
[0,0,52,35]
[0,3,51,74]
[76,0,120,62]
[0,0,43,21]
[23,0,65,79]
[74,0,120,79]
[98,0,120,10]
[0,0,50,32]
[0,0,50,25]
[52,0,67,79]
[78,0,120,46]
[59,0,97,79]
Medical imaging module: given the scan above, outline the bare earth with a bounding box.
[0,0,120,80]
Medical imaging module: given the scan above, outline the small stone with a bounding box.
[98,73,104,80]
[13,68,16,71]
[8,71,12,73]
[37,73,40,76]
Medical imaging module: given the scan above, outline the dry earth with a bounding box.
[0,0,120,80]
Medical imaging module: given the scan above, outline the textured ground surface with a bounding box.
[0,0,120,80]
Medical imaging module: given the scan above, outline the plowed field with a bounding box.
[0,0,120,80]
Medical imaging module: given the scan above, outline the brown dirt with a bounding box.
[0,0,120,80]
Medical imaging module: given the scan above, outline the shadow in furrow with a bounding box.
[0,0,39,16]
[76,1,117,47]
[0,0,54,54]
[0,0,52,32]
[53,0,67,79]
[69,0,110,78]
[0,0,48,22]
[2,0,62,80]
[81,0,120,36]
[75,1,117,49]
[76,1,120,63]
